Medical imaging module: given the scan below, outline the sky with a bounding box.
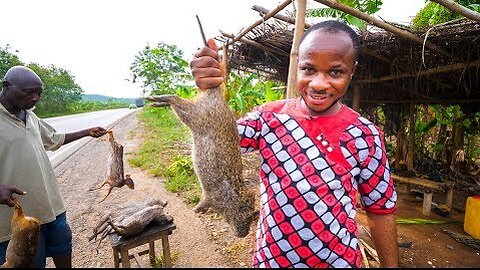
[0,0,426,99]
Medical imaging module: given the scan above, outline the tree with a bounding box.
[412,0,479,28]
[130,42,192,96]
[0,45,23,78]
[306,0,383,29]
[28,63,83,114]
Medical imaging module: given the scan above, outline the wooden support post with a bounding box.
[113,249,120,268]
[407,103,415,171]
[221,44,230,103]
[423,190,433,216]
[352,84,360,111]
[149,241,155,265]
[286,0,306,98]
[120,250,130,268]
[444,184,454,211]
[162,236,172,268]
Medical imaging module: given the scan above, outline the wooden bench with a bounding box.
[392,174,455,216]
[109,221,176,268]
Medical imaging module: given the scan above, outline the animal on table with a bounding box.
[88,199,173,250]
[144,16,256,238]
[1,197,40,268]
[89,130,134,202]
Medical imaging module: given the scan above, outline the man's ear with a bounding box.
[351,61,358,78]
[2,81,10,88]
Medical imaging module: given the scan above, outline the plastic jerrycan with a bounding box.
[464,195,480,239]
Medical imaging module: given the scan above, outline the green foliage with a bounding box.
[175,85,198,99]
[412,0,479,28]
[28,63,83,116]
[227,72,284,117]
[130,42,192,96]
[0,45,23,77]
[306,0,383,29]
[128,106,201,205]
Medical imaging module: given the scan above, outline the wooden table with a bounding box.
[109,221,176,268]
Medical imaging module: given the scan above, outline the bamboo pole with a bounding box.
[431,0,480,23]
[356,59,480,84]
[312,0,453,59]
[229,0,293,45]
[286,0,307,98]
[220,30,289,56]
[221,44,230,102]
[252,5,312,28]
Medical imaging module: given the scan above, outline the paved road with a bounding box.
[44,108,138,168]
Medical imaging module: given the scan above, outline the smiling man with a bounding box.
[190,20,399,268]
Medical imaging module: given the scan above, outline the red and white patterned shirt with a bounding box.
[237,98,397,268]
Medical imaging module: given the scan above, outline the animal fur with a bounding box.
[147,86,256,237]
[89,130,134,202]
[88,199,172,250]
[1,198,40,268]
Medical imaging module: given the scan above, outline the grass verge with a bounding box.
[128,106,201,206]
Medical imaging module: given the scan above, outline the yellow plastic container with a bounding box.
[464,196,480,239]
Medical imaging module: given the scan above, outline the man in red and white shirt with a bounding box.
[191,20,399,268]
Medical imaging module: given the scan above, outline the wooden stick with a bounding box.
[195,15,208,46]
[356,59,480,83]
[431,0,480,23]
[358,238,380,263]
[358,240,370,268]
[252,5,312,28]
[220,30,289,56]
[286,0,306,99]
[229,0,293,45]
[312,0,453,59]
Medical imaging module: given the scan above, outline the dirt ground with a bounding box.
[48,110,480,268]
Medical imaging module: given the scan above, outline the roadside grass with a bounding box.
[128,106,201,206]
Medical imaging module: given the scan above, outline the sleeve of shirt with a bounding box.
[357,123,397,215]
[236,106,264,154]
[38,118,65,151]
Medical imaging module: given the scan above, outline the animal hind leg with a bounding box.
[193,196,214,213]
[89,179,108,191]
[99,186,114,203]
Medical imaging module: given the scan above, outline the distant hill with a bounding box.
[82,94,136,104]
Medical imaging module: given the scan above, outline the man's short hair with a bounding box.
[300,20,360,60]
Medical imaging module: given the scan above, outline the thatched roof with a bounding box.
[217,16,480,112]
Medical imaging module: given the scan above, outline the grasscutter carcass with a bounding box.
[88,199,173,248]
[1,197,40,268]
[89,130,134,202]
[146,85,257,237]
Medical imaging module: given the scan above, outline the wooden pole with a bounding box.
[352,84,360,111]
[252,5,312,28]
[312,0,453,59]
[229,0,293,45]
[220,30,289,56]
[356,59,480,84]
[221,44,230,102]
[431,0,480,23]
[286,0,306,99]
[407,102,415,171]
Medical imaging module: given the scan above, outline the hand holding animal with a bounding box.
[1,197,40,268]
